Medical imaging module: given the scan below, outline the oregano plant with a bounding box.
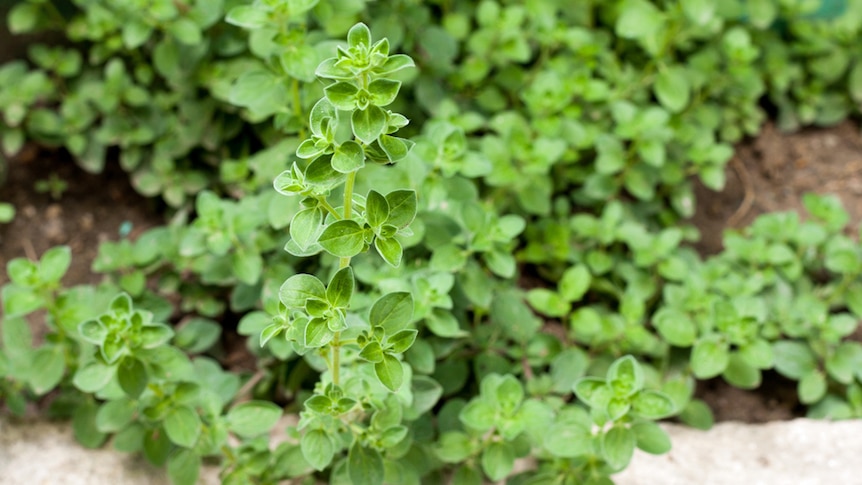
[264,22,419,483]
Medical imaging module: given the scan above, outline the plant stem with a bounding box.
[332,170,358,387]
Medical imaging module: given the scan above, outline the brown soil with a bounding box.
[0,147,162,288]
[689,120,862,421]
[3,121,862,423]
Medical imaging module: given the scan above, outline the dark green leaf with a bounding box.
[117,356,148,398]
[325,81,360,110]
[386,329,418,354]
[773,341,817,379]
[327,267,354,308]
[360,341,385,363]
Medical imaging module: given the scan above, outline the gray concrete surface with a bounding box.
[2,416,860,484]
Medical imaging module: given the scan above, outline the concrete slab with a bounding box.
[2,415,860,484]
[614,419,862,485]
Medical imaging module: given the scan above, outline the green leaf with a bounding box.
[722,353,761,389]
[348,441,384,485]
[164,406,201,448]
[140,324,174,349]
[290,208,323,251]
[849,62,862,103]
[368,79,401,107]
[632,390,675,419]
[8,3,38,34]
[173,318,221,354]
[232,248,263,285]
[825,342,862,384]
[366,190,390,228]
[601,425,636,471]
[608,355,644,398]
[798,370,827,404]
[117,356,148,398]
[325,82,360,110]
[280,42,319,82]
[632,421,671,455]
[378,135,412,162]
[96,398,136,433]
[29,347,65,395]
[425,308,467,338]
[73,360,115,393]
[370,292,414,333]
[691,337,729,379]
[481,442,514,482]
[653,308,697,347]
[374,236,403,267]
[374,354,404,391]
[73,400,108,449]
[226,401,283,438]
[385,190,417,228]
[679,399,714,430]
[386,329,418,354]
[225,5,268,28]
[0,202,15,223]
[1,286,42,317]
[301,429,334,471]
[327,267,355,309]
[436,431,474,463]
[39,245,72,283]
[654,66,690,113]
[332,140,365,173]
[360,341,385,363]
[544,423,592,458]
[376,54,415,75]
[279,274,326,308]
[352,106,387,144]
[616,0,665,41]
[682,0,715,25]
[318,220,366,258]
[168,18,202,45]
[167,449,201,485]
[304,318,334,348]
[78,319,107,344]
[526,289,569,317]
[773,340,817,379]
[559,264,591,302]
[347,22,372,49]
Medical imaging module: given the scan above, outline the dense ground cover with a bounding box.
[3,1,862,484]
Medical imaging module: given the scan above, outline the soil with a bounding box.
[2,121,862,423]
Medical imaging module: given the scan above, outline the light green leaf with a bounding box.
[653,308,697,347]
[73,360,115,393]
[608,355,644,398]
[633,421,671,454]
[544,422,592,457]
[352,106,387,144]
[96,398,136,433]
[799,370,827,404]
[359,341,385,363]
[164,406,201,448]
[325,81,360,111]
[654,66,690,113]
[374,354,404,391]
[301,429,334,471]
[481,442,514,482]
[327,267,354,308]
[332,140,365,173]
[526,288,569,318]
[773,340,817,379]
[29,347,65,395]
[366,190,390,228]
[374,236,403,267]
[39,245,72,283]
[386,329,418,354]
[347,22,372,49]
[305,318,334,348]
[368,79,401,107]
[318,220,366,258]
[691,337,729,379]
[369,292,414,333]
[601,425,635,471]
[632,390,675,419]
[279,274,326,308]
[280,42,318,82]
[559,264,591,302]
[225,5,268,28]
[226,401,283,438]
[385,190,417,228]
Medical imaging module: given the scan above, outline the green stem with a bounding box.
[339,171,357,269]
[292,79,305,139]
[316,196,341,219]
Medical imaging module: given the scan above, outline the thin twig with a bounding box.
[728,156,755,228]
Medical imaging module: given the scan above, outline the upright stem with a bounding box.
[332,170,358,386]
